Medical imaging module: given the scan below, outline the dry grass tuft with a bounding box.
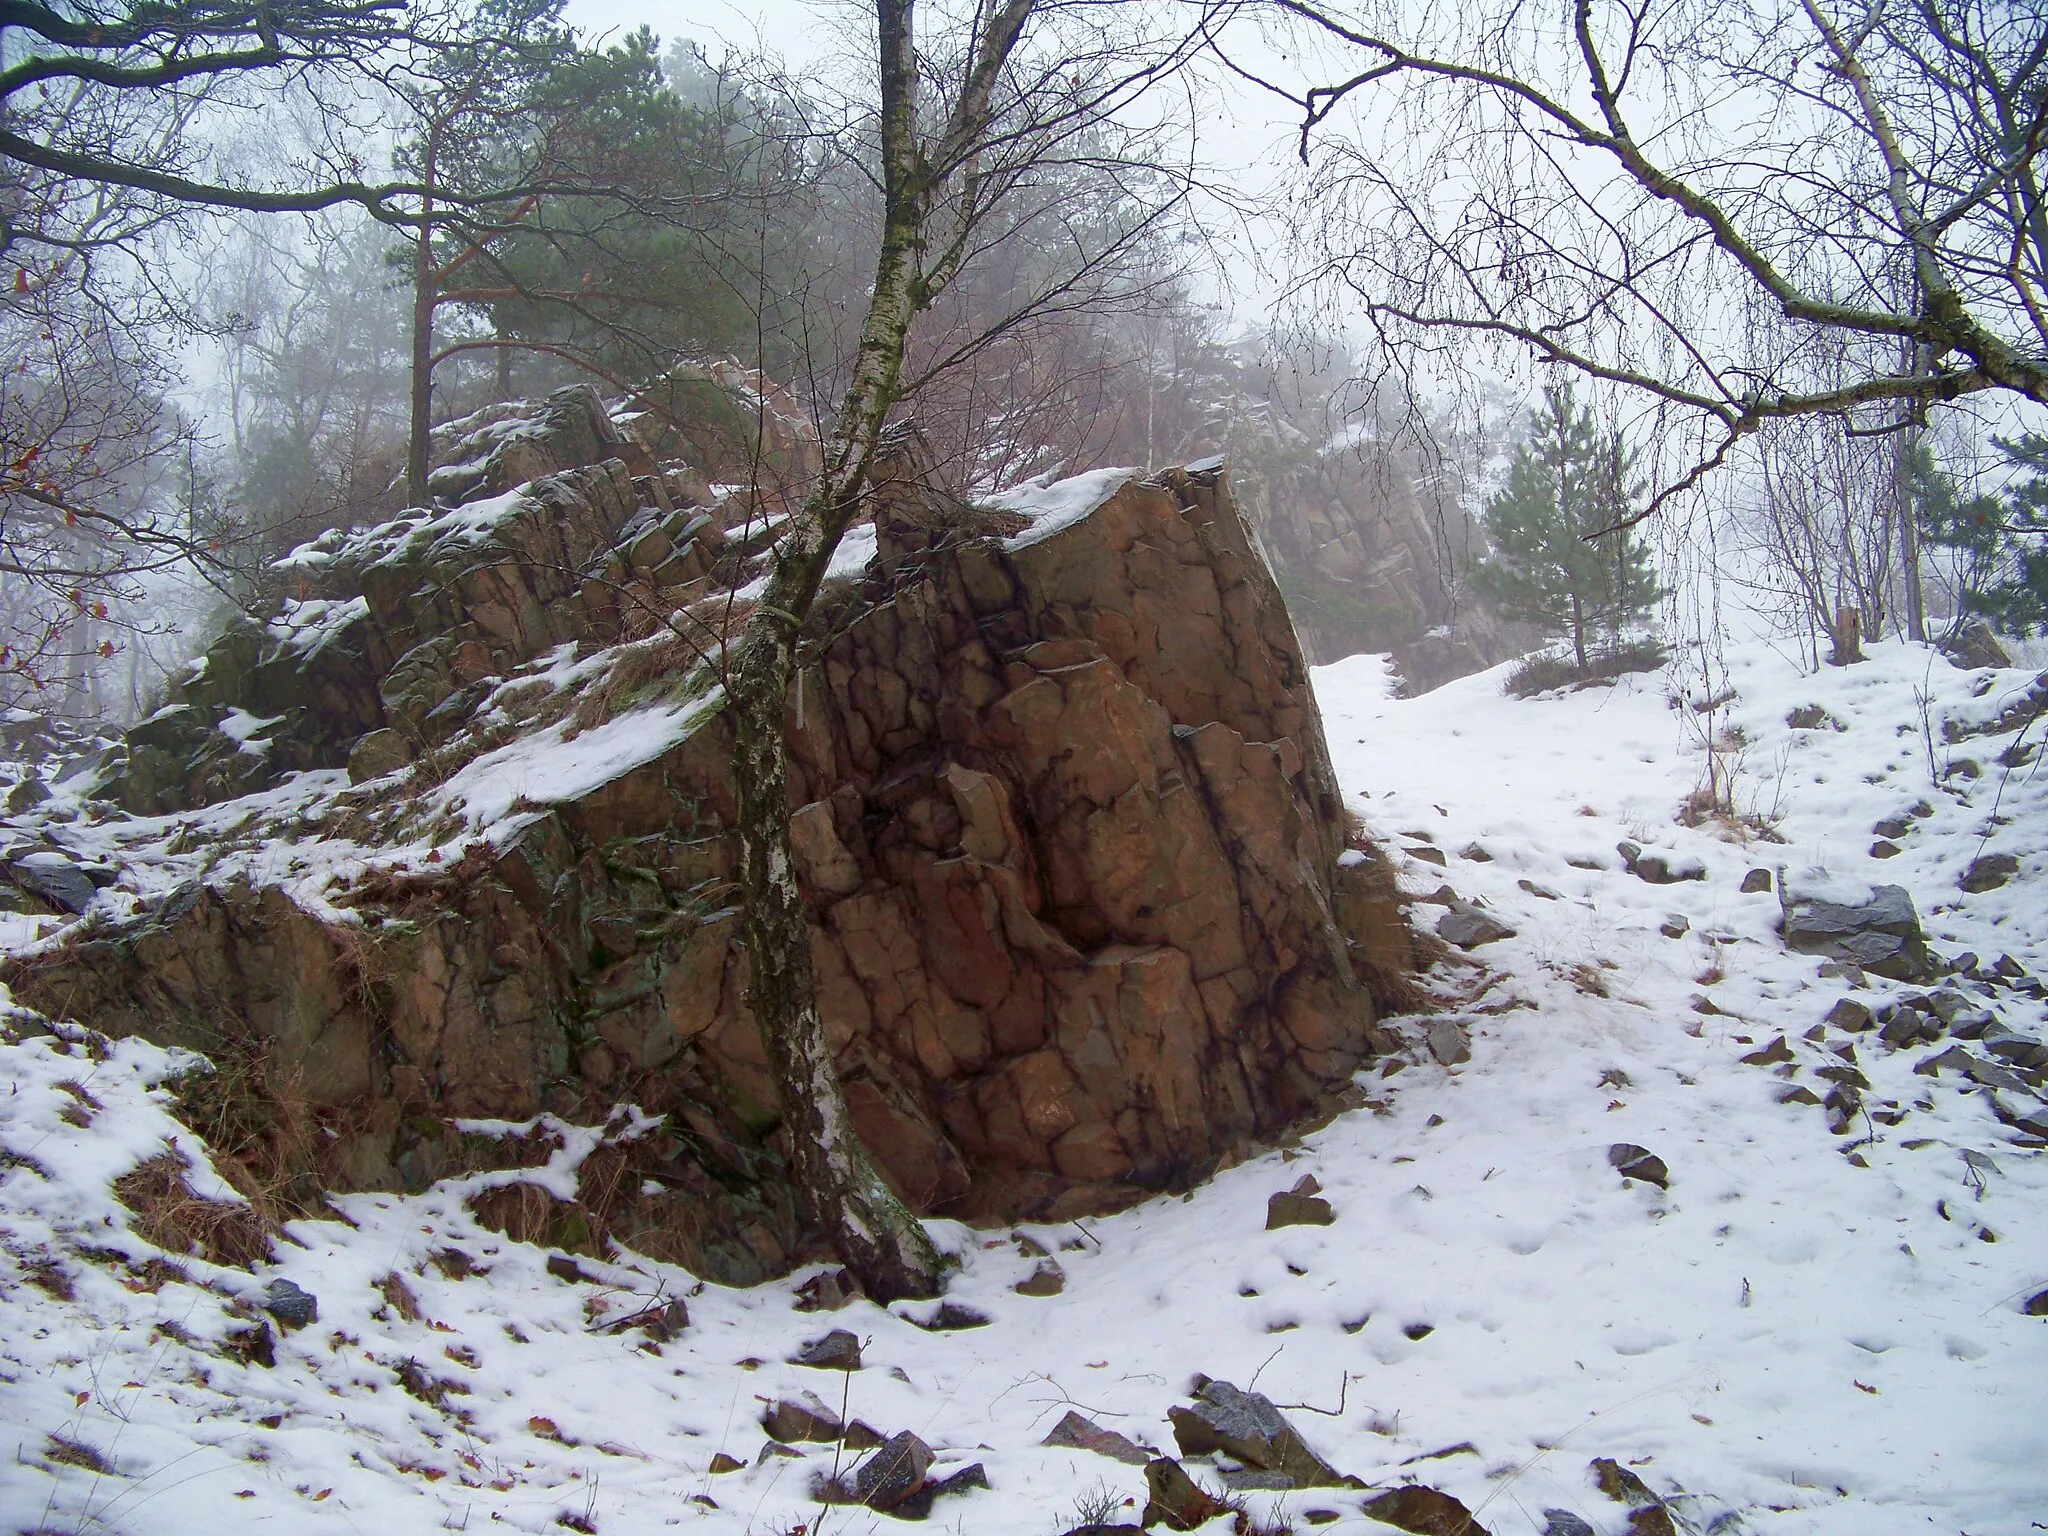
[45,1434,116,1474]
[112,1149,272,1268]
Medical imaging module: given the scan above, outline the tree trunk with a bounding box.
[1828,604,1863,666]
[724,0,948,1303]
[406,143,440,509]
[1570,592,1587,672]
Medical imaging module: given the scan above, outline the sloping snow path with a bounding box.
[1,636,2043,1536]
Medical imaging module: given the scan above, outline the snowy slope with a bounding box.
[1,635,2044,1536]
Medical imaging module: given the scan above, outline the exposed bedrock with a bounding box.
[5,393,1414,1284]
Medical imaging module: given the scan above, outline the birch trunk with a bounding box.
[724,0,948,1302]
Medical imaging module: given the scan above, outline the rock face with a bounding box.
[1250,446,1520,691]
[3,382,1415,1285]
[1779,872,1934,981]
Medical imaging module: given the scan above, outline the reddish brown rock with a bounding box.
[4,406,1415,1283]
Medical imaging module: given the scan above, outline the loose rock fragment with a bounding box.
[1042,1409,1151,1467]
[792,1328,862,1371]
[854,1431,933,1511]
[1167,1377,1349,1488]
[1437,909,1515,949]
[1359,1484,1493,1535]
[1738,1036,1792,1066]
[1267,1176,1335,1229]
[762,1391,842,1444]
[1608,1144,1668,1189]
[262,1278,318,1330]
[1014,1259,1066,1297]
[1426,1019,1471,1066]
[1142,1457,1227,1531]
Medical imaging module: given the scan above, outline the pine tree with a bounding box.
[1470,384,1661,671]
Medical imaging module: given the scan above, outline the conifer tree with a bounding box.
[1471,384,1660,672]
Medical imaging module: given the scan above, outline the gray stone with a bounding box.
[4,777,49,814]
[1608,1143,1668,1189]
[853,1430,933,1510]
[1437,909,1515,949]
[262,1278,318,1330]
[1426,1019,1472,1066]
[1659,915,1690,939]
[792,1329,862,1371]
[1167,1377,1347,1488]
[8,852,98,915]
[1981,1028,2048,1070]
[1360,1485,1495,1535]
[1740,868,1772,894]
[1542,1514,1597,1536]
[1780,879,1933,981]
[2025,1288,2048,1317]
[762,1391,843,1444]
[1825,998,1874,1032]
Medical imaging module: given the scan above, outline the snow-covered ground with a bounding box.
[2,635,2044,1536]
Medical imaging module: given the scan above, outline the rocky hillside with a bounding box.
[1250,444,1523,691]
[0,378,1416,1287]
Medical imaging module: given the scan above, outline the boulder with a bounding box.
[2,406,1419,1279]
[1267,1175,1335,1229]
[1779,872,1934,981]
[1961,853,2020,893]
[1944,620,2012,671]
[1166,1377,1347,1488]
[791,1329,862,1371]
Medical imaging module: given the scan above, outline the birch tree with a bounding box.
[725,0,1195,1300]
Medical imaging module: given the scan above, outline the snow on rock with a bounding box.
[983,464,1140,550]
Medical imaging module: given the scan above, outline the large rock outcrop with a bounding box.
[4,383,1415,1284]
[1251,445,1522,690]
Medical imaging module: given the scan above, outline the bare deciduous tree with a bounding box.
[1222,0,2048,514]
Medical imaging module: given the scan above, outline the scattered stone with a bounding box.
[1426,1019,1472,1066]
[262,1278,318,1330]
[707,1452,744,1474]
[1739,1036,1793,1066]
[1608,1144,1668,1189]
[1779,874,1934,981]
[1014,1232,1050,1258]
[1740,868,1772,894]
[1042,1410,1152,1467]
[1785,704,1837,730]
[1015,1260,1066,1297]
[1437,909,1515,949]
[1777,1086,1822,1106]
[1825,998,1874,1032]
[854,1430,933,1511]
[2023,1289,2048,1317]
[1658,915,1690,939]
[894,1462,989,1518]
[1590,1457,1678,1536]
[1405,844,1449,867]
[1359,1484,1494,1535]
[1961,853,2020,893]
[1870,840,1901,859]
[1518,878,1561,900]
[545,1255,593,1284]
[911,1301,992,1331]
[1944,620,2012,671]
[794,1268,861,1312]
[1167,1377,1349,1488]
[1617,841,1704,884]
[1267,1176,1335,1230]
[6,851,98,915]
[1458,844,1493,862]
[1142,1457,1228,1531]
[1541,1514,1596,1536]
[1916,1045,2034,1095]
[792,1329,862,1371]
[4,777,49,814]
[844,1420,886,1451]
[762,1391,843,1444]
[1879,1006,1941,1048]
[1981,1028,2048,1070]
